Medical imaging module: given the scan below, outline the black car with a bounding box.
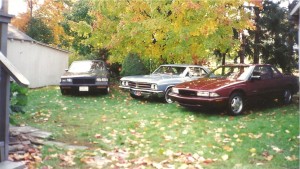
[60,60,110,95]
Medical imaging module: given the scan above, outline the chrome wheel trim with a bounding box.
[165,88,173,103]
[231,96,243,114]
[283,89,292,104]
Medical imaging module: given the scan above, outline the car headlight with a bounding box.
[97,78,108,82]
[209,92,220,97]
[61,78,72,83]
[197,91,210,97]
[121,81,129,86]
[172,88,179,94]
[151,84,158,90]
[197,91,219,97]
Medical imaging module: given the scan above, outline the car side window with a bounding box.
[253,66,272,80]
[271,66,282,78]
[188,67,207,77]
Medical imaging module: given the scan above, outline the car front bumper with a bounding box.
[60,82,109,92]
[168,92,228,108]
[119,86,164,98]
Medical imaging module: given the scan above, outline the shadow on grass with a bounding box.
[61,91,109,98]
[176,98,299,117]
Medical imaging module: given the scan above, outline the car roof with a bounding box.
[222,63,271,67]
[160,64,206,67]
[72,60,105,63]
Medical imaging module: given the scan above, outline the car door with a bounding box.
[247,65,280,99]
[268,66,285,98]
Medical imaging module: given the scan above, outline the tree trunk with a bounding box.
[239,33,245,64]
[254,7,260,64]
[222,53,226,65]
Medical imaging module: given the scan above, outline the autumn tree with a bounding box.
[69,0,254,65]
[33,0,72,47]
[61,0,94,55]
[11,0,71,47]
[11,12,31,32]
[11,0,39,32]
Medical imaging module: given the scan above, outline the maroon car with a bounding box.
[169,64,299,115]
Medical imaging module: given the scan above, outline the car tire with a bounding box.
[61,89,69,95]
[227,92,244,116]
[281,88,292,105]
[130,93,141,99]
[163,87,174,103]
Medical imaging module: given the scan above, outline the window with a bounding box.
[189,67,207,77]
[253,66,272,80]
[271,66,282,78]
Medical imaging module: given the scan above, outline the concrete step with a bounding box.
[0,161,25,169]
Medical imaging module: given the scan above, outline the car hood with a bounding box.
[121,74,181,83]
[61,71,108,78]
[176,78,242,90]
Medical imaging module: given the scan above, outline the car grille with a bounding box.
[128,81,151,90]
[73,78,95,84]
[179,90,197,96]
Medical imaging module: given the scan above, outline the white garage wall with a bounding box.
[7,39,69,88]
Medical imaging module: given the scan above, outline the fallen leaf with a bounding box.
[262,151,273,161]
[94,134,102,138]
[250,148,256,153]
[271,146,283,153]
[285,155,298,161]
[248,133,263,139]
[221,154,229,161]
[265,155,273,161]
[182,130,188,135]
[223,145,233,152]
[266,133,275,137]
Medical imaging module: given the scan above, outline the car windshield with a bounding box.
[152,66,186,75]
[68,61,105,73]
[207,65,252,80]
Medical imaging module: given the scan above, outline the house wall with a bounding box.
[7,39,69,88]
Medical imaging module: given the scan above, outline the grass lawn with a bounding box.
[11,83,299,169]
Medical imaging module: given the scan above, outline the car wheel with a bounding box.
[281,89,292,105]
[228,92,244,115]
[130,93,141,99]
[103,87,110,94]
[164,87,174,103]
[61,89,69,95]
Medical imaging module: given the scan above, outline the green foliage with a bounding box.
[61,0,94,55]
[84,48,110,61]
[26,17,54,44]
[120,53,149,76]
[68,52,82,66]
[68,0,253,65]
[10,82,28,114]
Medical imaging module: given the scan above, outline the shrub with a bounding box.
[10,82,28,114]
[120,53,149,76]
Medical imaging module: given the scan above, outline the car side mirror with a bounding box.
[251,75,261,80]
[186,72,190,77]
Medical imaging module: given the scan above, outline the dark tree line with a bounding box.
[244,0,298,73]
